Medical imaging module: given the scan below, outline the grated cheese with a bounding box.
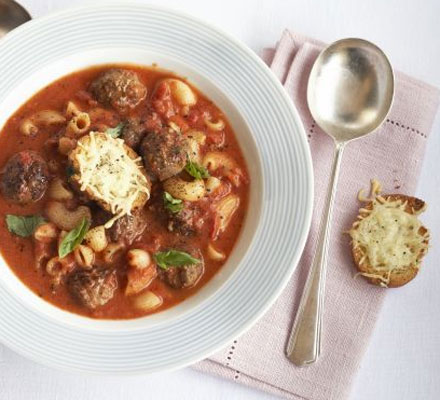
[357,178,382,202]
[73,131,150,228]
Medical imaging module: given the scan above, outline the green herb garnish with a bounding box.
[5,215,46,237]
[58,217,90,258]
[106,122,126,138]
[185,160,210,179]
[154,250,200,270]
[163,191,184,214]
[66,165,76,178]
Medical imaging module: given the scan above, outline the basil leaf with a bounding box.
[58,217,90,258]
[106,122,126,138]
[154,250,200,270]
[6,215,46,237]
[185,161,210,180]
[66,165,76,178]
[163,191,184,214]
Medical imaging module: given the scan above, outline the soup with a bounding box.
[0,65,249,319]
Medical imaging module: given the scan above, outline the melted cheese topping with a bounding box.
[349,197,429,286]
[74,132,150,227]
[357,178,382,202]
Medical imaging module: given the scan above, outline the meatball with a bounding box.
[68,267,118,309]
[159,249,204,289]
[0,151,50,204]
[122,117,147,150]
[141,128,189,181]
[89,69,147,113]
[167,202,206,236]
[107,208,149,246]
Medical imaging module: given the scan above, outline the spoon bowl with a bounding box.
[0,0,31,38]
[307,38,394,142]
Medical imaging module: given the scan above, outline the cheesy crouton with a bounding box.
[69,132,150,227]
[349,191,429,288]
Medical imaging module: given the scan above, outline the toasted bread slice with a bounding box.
[349,194,429,288]
[69,132,150,225]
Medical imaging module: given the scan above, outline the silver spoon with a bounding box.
[286,38,394,366]
[0,0,31,38]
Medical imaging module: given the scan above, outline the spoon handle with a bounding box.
[286,142,345,366]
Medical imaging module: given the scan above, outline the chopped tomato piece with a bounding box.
[206,130,225,147]
[152,81,176,118]
[187,109,201,125]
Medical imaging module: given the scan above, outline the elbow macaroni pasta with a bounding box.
[127,249,151,270]
[74,245,95,269]
[65,101,82,119]
[84,225,108,252]
[20,119,38,136]
[163,177,206,201]
[163,78,197,106]
[213,194,240,238]
[20,110,66,136]
[133,291,163,311]
[46,201,91,231]
[65,112,91,137]
[204,117,225,131]
[203,151,236,172]
[186,129,206,145]
[205,176,222,194]
[48,178,74,201]
[186,138,202,163]
[203,151,244,187]
[33,223,59,243]
[45,255,74,285]
[207,243,226,261]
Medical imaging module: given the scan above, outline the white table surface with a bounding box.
[1,1,439,399]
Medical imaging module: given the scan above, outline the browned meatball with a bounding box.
[159,249,204,289]
[68,268,118,309]
[167,202,206,236]
[140,128,189,181]
[122,117,147,150]
[0,151,50,204]
[108,208,149,246]
[90,69,147,113]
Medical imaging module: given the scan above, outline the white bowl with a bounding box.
[0,3,313,373]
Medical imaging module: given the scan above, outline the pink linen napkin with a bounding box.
[194,30,440,400]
